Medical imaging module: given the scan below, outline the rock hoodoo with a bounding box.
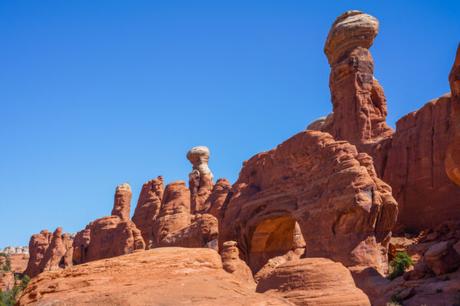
[316,10,460,232]
[187,146,214,213]
[111,183,132,221]
[324,10,393,147]
[72,183,145,264]
[219,130,398,274]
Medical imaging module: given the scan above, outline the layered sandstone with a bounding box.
[316,10,460,232]
[72,183,145,264]
[219,130,398,274]
[18,248,291,306]
[382,95,460,231]
[324,10,393,147]
[187,146,214,213]
[256,258,371,306]
[446,44,460,186]
[24,228,73,278]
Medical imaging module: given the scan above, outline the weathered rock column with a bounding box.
[187,146,214,213]
[324,10,393,151]
[112,183,132,221]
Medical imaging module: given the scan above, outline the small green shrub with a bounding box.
[388,251,413,280]
[0,274,30,306]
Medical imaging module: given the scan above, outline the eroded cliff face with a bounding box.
[24,228,73,278]
[315,10,460,232]
[219,131,398,274]
[446,45,460,186]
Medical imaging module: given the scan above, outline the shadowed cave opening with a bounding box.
[249,215,306,272]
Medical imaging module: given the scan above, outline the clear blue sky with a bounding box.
[1,1,459,248]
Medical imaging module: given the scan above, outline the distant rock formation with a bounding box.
[1,246,29,255]
[72,183,145,264]
[219,131,398,274]
[24,228,73,278]
[132,147,228,250]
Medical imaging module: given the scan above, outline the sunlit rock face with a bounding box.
[132,176,164,249]
[24,228,73,278]
[72,183,145,264]
[446,44,460,186]
[220,130,398,274]
[187,146,214,213]
[319,10,460,232]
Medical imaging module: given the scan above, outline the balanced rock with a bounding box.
[320,10,460,232]
[187,146,214,213]
[219,131,398,274]
[256,258,371,306]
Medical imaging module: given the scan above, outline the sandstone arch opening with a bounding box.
[249,215,305,272]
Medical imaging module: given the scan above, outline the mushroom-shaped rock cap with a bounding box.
[324,10,379,65]
[187,146,210,166]
[116,183,131,192]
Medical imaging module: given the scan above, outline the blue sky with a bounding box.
[1,1,459,247]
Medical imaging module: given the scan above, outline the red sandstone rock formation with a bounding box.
[324,10,393,147]
[24,228,73,278]
[132,176,164,248]
[219,130,398,274]
[24,230,52,278]
[72,183,145,264]
[187,146,214,213]
[111,183,132,221]
[446,44,460,186]
[18,248,291,306]
[382,95,460,231]
[256,258,371,306]
[315,10,460,232]
[206,178,231,218]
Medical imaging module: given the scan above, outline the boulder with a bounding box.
[256,258,371,306]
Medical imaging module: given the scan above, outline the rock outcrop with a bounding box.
[220,130,398,274]
[187,146,214,213]
[72,183,145,264]
[131,176,164,249]
[220,241,255,285]
[24,228,73,278]
[318,10,460,232]
[18,248,291,306]
[324,10,393,147]
[256,258,371,306]
[446,44,460,186]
